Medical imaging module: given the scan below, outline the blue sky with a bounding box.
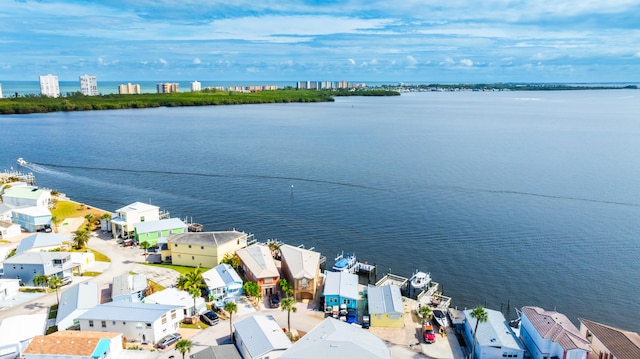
[1,0,639,83]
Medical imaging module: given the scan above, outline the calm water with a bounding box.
[2,90,639,331]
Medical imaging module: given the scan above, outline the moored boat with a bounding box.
[332,252,357,272]
[433,308,449,328]
[409,270,431,291]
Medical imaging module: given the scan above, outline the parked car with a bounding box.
[156,333,182,349]
[423,321,436,344]
[362,314,370,329]
[199,310,220,326]
[270,293,280,308]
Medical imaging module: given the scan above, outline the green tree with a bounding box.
[33,274,49,290]
[279,278,293,298]
[175,339,192,359]
[72,229,90,249]
[418,305,433,321]
[470,306,488,359]
[140,241,150,257]
[224,300,238,342]
[84,213,94,231]
[242,281,261,300]
[281,296,298,333]
[220,253,241,269]
[176,267,205,316]
[48,275,64,305]
[50,215,62,233]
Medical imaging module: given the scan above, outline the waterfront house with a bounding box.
[463,308,525,359]
[0,313,47,359]
[323,271,359,311]
[203,263,243,307]
[168,230,249,268]
[280,317,391,359]
[579,318,640,359]
[142,287,206,317]
[110,201,160,239]
[11,206,52,233]
[236,244,280,297]
[56,282,99,330]
[1,251,76,285]
[134,217,187,246]
[233,315,292,359]
[76,301,183,345]
[23,331,123,359]
[279,244,321,301]
[367,285,404,328]
[189,345,243,359]
[0,279,20,300]
[0,203,16,222]
[1,186,51,208]
[520,306,590,359]
[0,220,21,240]
[111,273,148,302]
[16,233,69,254]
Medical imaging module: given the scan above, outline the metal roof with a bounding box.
[236,244,279,279]
[323,271,359,300]
[143,287,205,310]
[77,301,181,322]
[203,264,243,289]
[115,201,159,213]
[12,205,51,217]
[464,308,524,351]
[189,345,243,359]
[56,282,99,326]
[16,233,69,253]
[168,230,246,246]
[367,285,403,315]
[522,306,590,351]
[134,218,187,234]
[233,315,292,358]
[2,187,49,200]
[3,251,71,267]
[280,317,390,359]
[280,244,320,280]
[111,273,147,298]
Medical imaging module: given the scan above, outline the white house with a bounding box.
[463,308,526,359]
[111,273,148,302]
[1,187,51,208]
[280,317,391,359]
[0,279,20,300]
[23,331,123,359]
[76,301,183,345]
[0,203,16,222]
[110,201,160,239]
[234,315,292,359]
[143,287,206,317]
[203,263,243,307]
[520,306,590,359]
[0,313,47,359]
[56,282,99,330]
[16,233,69,254]
[0,220,21,240]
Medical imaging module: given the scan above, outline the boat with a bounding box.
[409,270,431,291]
[332,252,357,272]
[433,309,449,328]
[17,158,27,166]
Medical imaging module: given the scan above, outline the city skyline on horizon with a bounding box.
[1,1,639,83]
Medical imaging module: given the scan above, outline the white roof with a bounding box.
[280,317,390,359]
[112,273,147,298]
[236,244,278,279]
[134,218,187,234]
[143,287,205,309]
[12,205,51,217]
[115,201,159,213]
[367,285,403,315]
[323,271,359,300]
[234,315,291,358]
[280,244,320,280]
[56,282,99,326]
[203,264,243,289]
[16,233,69,253]
[0,313,47,347]
[77,301,181,322]
[464,308,524,351]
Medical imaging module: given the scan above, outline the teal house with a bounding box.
[134,218,187,246]
[323,270,360,310]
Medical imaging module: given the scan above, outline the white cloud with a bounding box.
[441,57,455,65]
[370,59,378,65]
[460,58,473,66]
[348,58,356,65]
[634,52,640,58]
[406,55,418,67]
[193,58,201,64]
[159,58,168,65]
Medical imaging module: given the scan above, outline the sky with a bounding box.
[1,0,640,83]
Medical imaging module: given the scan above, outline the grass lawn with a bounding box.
[143,263,210,276]
[147,279,165,294]
[50,200,108,231]
[81,271,101,277]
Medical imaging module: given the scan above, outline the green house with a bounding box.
[134,218,187,246]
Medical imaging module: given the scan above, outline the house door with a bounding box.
[141,334,147,344]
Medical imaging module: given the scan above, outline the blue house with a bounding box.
[11,206,52,233]
[323,271,359,310]
[203,263,243,307]
[1,252,76,286]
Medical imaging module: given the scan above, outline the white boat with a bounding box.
[409,270,431,291]
[17,158,27,166]
[433,309,449,328]
[332,252,357,272]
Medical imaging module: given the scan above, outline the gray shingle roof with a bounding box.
[580,319,640,359]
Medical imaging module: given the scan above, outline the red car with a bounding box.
[423,322,436,343]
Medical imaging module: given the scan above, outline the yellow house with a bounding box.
[279,244,321,301]
[368,285,405,328]
[168,231,248,268]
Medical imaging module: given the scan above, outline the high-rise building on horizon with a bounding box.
[39,74,60,98]
[0,83,3,99]
[156,82,179,93]
[118,83,141,95]
[79,74,98,96]
[190,81,201,92]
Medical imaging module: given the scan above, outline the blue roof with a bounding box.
[16,233,69,253]
[77,301,181,322]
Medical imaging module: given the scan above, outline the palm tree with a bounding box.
[281,296,297,333]
[47,275,64,305]
[418,305,433,320]
[50,215,61,233]
[224,300,238,341]
[176,267,205,317]
[72,229,90,249]
[470,306,488,359]
[279,278,293,298]
[140,241,150,257]
[33,274,49,290]
[175,339,193,359]
[84,213,94,231]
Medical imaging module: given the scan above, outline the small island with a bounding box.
[0,88,400,115]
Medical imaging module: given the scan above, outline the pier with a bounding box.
[0,168,36,186]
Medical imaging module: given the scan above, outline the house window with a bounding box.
[161,315,167,324]
[171,310,177,319]
[140,216,145,222]
[112,321,116,325]
[192,256,195,260]
[174,243,178,247]
[101,321,106,328]
[201,246,204,250]
[188,245,192,248]
[89,320,94,327]
[123,322,126,325]
[33,269,37,273]
[146,323,151,328]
